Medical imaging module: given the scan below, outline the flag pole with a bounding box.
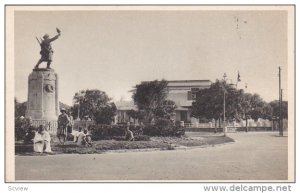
[236,71,241,89]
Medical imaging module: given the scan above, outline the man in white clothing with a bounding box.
[33,125,52,153]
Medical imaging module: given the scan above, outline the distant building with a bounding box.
[114,100,138,124]
[115,80,211,125]
[165,80,211,125]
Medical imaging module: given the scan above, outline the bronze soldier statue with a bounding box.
[35,28,61,69]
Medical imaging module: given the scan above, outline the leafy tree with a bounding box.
[191,81,223,128]
[240,93,269,132]
[192,80,274,132]
[15,117,32,141]
[154,100,177,120]
[262,103,273,120]
[269,100,288,119]
[94,103,117,124]
[191,80,244,130]
[133,79,175,123]
[71,89,116,124]
[15,98,27,118]
[59,102,71,111]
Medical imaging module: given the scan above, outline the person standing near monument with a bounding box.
[57,108,70,144]
[34,28,61,69]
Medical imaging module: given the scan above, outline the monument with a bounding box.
[26,68,59,120]
[25,28,61,132]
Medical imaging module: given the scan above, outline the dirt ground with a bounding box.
[15,132,288,181]
[15,134,233,155]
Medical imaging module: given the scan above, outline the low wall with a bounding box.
[31,120,58,134]
[31,120,95,134]
[185,127,274,133]
[72,120,95,130]
[235,127,273,132]
[185,127,224,132]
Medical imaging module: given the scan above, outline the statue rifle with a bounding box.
[35,36,41,45]
[56,27,61,34]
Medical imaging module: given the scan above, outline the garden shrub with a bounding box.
[143,125,161,136]
[89,120,184,140]
[15,118,28,141]
[23,127,36,144]
[134,135,151,141]
[111,135,150,141]
[89,124,144,140]
[15,117,37,141]
[111,136,124,141]
[143,118,185,137]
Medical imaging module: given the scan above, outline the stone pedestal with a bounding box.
[25,68,59,121]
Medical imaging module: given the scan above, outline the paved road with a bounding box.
[15,132,288,181]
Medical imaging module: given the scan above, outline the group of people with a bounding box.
[73,127,92,146]
[57,108,92,146]
[30,108,135,153]
[32,108,92,153]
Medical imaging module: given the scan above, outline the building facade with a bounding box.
[114,80,211,125]
[114,100,138,124]
[166,80,211,125]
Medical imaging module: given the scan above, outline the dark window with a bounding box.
[188,89,198,100]
[180,111,188,122]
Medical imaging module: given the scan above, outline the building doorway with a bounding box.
[180,111,188,122]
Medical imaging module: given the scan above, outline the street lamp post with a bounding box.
[278,67,283,136]
[223,73,227,137]
[77,100,80,121]
[76,90,84,121]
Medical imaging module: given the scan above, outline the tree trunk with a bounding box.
[214,119,217,133]
[246,118,248,132]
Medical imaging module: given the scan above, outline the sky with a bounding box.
[14,8,289,105]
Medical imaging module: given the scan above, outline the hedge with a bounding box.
[143,118,185,137]
[89,121,185,140]
[15,117,37,142]
[89,124,143,140]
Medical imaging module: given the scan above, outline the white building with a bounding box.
[115,80,211,125]
[114,100,137,124]
[166,80,211,125]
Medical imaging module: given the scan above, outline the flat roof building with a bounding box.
[115,80,211,125]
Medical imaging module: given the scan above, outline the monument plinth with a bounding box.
[26,68,59,121]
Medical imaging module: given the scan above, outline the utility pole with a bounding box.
[278,67,283,136]
[280,89,283,135]
[223,87,226,136]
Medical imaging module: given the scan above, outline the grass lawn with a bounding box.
[15,135,234,155]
